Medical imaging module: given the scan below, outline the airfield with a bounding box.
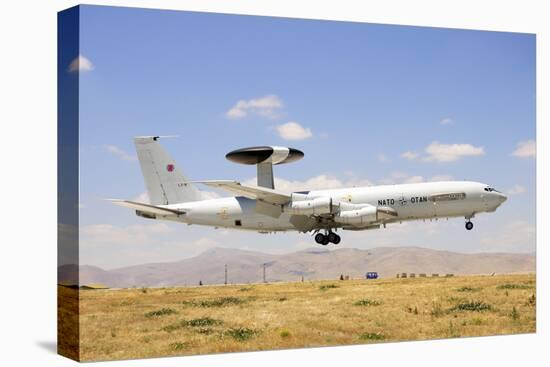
[60,273,536,361]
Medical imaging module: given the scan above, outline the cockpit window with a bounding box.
[484,187,501,193]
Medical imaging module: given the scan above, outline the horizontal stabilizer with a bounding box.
[108,199,185,216]
[192,180,291,205]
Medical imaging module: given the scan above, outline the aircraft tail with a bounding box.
[134,136,202,205]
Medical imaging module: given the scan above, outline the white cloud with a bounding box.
[378,172,454,185]
[401,151,419,160]
[402,143,484,162]
[340,177,374,188]
[225,95,283,119]
[440,117,454,125]
[133,191,150,203]
[507,185,527,195]
[106,145,137,161]
[402,175,425,184]
[244,174,372,193]
[269,175,344,191]
[377,154,390,162]
[68,55,94,73]
[424,142,485,162]
[275,121,313,140]
[246,171,453,191]
[512,140,536,159]
[429,175,454,182]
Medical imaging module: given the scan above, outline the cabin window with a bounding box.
[235,220,242,226]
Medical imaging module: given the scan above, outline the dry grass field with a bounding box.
[61,273,536,361]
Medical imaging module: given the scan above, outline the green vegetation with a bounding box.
[430,301,445,317]
[468,317,485,326]
[168,342,187,351]
[319,284,339,291]
[182,297,246,308]
[449,301,492,312]
[69,273,535,361]
[280,329,291,338]
[456,286,481,292]
[354,299,382,307]
[161,317,223,332]
[187,317,223,327]
[144,308,177,318]
[497,283,533,290]
[510,307,520,321]
[447,321,459,338]
[359,332,385,341]
[225,327,258,341]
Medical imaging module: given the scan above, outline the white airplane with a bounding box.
[111,136,507,245]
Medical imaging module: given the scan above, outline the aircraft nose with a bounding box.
[496,192,507,203]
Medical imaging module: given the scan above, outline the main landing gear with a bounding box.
[314,230,341,245]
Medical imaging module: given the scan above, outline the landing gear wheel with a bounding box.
[315,233,326,245]
[328,232,341,244]
[321,235,330,246]
[465,221,474,231]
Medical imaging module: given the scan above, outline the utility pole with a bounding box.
[224,264,228,285]
[262,263,266,283]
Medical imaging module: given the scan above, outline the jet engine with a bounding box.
[285,197,338,216]
[334,206,378,225]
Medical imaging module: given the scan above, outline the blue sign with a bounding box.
[366,272,378,279]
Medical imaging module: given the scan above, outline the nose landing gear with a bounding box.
[314,230,341,245]
[465,221,474,231]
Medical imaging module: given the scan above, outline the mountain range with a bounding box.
[58,246,535,288]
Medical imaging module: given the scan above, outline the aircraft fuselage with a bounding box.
[155,181,506,233]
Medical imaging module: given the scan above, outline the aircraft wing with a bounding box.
[193,180,291,205]
[377,206,398,219]
[108,199,185,216]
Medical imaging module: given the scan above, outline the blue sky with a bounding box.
[71,5,536,269]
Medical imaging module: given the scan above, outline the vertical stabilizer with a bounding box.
[134,136,202,205]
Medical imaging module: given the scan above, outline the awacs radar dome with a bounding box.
[225,146,304,189]
[225,146,304,165]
